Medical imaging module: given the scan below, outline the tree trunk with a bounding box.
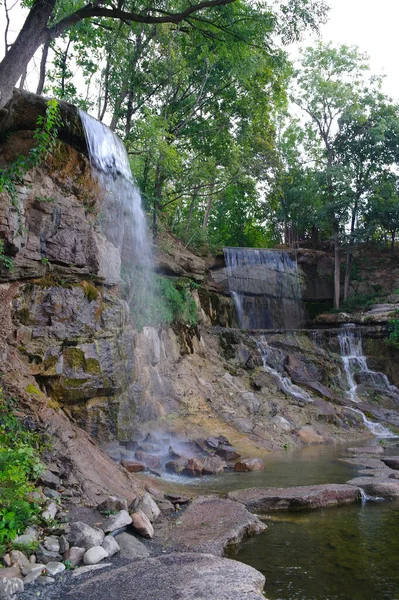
[36,39,50,95]
[391,231,396,255]
[184,187,199,236]
[343,251,352,302]
[202,187,214,231]
[333,222,340,310]
[0,0,55,110]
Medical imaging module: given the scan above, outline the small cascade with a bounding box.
[224,248,304,329]
[79,110,153,319]
[338,324,399,404]
[256,336,312,403]
[348,407,397,438]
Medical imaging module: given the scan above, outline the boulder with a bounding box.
[227,484,360,512]
[347,477,399,498]
[134,451,162,470]
[43,536,60,553]
[130,510,154,539]
[296,426,324,444]
[156,498,175,515]
[215,446,241,461]
[67,553,265,600]
[183,458,203,477]
[0,577,24,598]
[120,460,145,473]
[138,493,161,523]
[45,562,66,576]
[101,510,132,533]
[164,496,265,556]
[83,547,109,566]
[201,456,227,475]
[114,533,149,560]
[35,545,62,565]
[381,456,399,470]
[97,496,128,513]
[68,522,105,550]
[14,526,39,546]
[8,551,29,571]
[0,567,22,581]
[234,458,265,472]
[348,445,384,455]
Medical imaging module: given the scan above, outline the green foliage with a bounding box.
[387,320,399,350]
[334,292,382,314]
[0,239,14,272]
[125,272,198,330]
[81,281,99,302]
[0,389,46,548]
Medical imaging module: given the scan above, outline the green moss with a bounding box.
[85,358,101,375]
[81,281,99,302]
[25,384,40,396]
[16,307,30,325]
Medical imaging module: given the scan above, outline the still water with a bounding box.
[159,441,399,600]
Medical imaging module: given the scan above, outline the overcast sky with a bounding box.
[1,0,398,101]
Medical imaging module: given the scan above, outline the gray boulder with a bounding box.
[68,522,105,550]
[113,533,149,560]
[101,510,132,533]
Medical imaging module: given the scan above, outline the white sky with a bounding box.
[1,0,399,101]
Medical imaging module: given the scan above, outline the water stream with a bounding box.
[224,248,304,329]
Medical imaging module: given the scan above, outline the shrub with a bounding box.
[387,319,399,350]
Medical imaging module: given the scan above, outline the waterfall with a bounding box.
[256,336,312,403]
[79,110,152,319]
[338,324,398,438]
[224,248,304,329]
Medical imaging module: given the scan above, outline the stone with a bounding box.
[205,437,220,450]
[44,562,66,577]
[348,445,384,455]
[72,564,113,577]
[101,536,120,558]
[24,570,44,585]
[381,456,399,470]
[83,547,109,566]
[134,451,162,470]
[120,460,145,473]
[14,527,39,546]
[97,496,128,513]
[164,496,265,556]
[114,533,149,560]
[8,551,29,571]
[68,522,105,549]
[201,456,227,475]
[21,563,45,578]
[138,493,161,523]
[59,535,69,554]
[234,457,265,472]
[68,553,265,600]
[130,510,154,539]
[101,510,132,533]
[227,484,360,512]
[40,470,61,490]
[42,501,58,521]
[44,487,62,500]
[215,445,241,461]
[37,576,56,586]
[35,544,62,565]
[296,426,324,444]
[0,568,22,581]
[164,494,190,505]
[65,547,85,567]
[347,477,399,498]
[156,498,175,515]
[183,458,203,477]
[0,577,24,599]
[44,535,61,553]
[165,458,187,475]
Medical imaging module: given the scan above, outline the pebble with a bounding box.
[45,562,66,576]
[101,536,120,557]
[83,546,109,565]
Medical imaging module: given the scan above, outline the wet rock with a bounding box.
[45,562,66,576]
[68,552,265,600]
[348,445,384,455]
[114,533,149,560]
[215,446,241,461]
[164,496,265,556]
[381,456,399,470]
[130,510,154,539]
[65,547,85,567]
[234,457,265,472]
[347,477,399,498]
[120,460,145,473]
[97,496,128,513]
[101,536,120,558]
[101,510,132,533]
[136,443,157,453]
[0,577,24,598]
[168,446,183,460]
[201,456,227,475]
[340,457,390,470]
[68,522,105,549]
[165,458,186,475]
[138,493,161,523]
[296,426,324,444]
[183,458,203,477]
[83,547,109,566]
[134,451,162,470]
[228,484,361,511]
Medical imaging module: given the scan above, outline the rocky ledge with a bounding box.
[227,483,361,512]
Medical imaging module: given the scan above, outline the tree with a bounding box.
[292,42,376,308]
[365,175,399,254]
[0,0,328,111]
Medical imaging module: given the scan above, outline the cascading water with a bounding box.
[79,110,153,318]
[256,336,312,403]
[338,324,398,437]
[224,248,304,329]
